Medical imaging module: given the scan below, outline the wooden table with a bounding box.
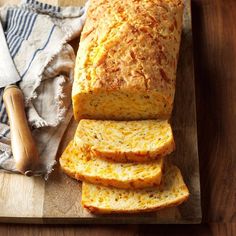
[0,0,235,235]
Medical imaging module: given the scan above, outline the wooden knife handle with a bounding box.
[3,85,39,176]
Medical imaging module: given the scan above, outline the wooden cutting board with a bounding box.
[0,0,201,224]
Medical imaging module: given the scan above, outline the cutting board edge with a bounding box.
[0,216,202,224]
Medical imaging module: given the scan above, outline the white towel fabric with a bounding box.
[0,0,87,179]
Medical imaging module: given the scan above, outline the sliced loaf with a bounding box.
[72,0,184,121]
[74,119,175,162]
[82,164,189,214]
[60,141,164,189]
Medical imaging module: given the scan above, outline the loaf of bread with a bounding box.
[74,119,175,162]
[72,0,183,121]
[60,141,164,189]
[82,164,189,214]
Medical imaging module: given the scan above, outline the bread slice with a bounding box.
[60,141,164,189]
[74,119,175,162]
[82,164,189,214]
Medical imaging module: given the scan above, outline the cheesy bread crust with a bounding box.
[60,141,164,189]
[74,119,175,162]
[73,0,184,120]
[82,164,189,214]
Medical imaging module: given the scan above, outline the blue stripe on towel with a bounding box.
[21,12,35,39]
[6,10,16,42]
[0,128,10,139]
[0,1,61,125]
[1,111,8,124]
[21,25,56,78]
[4,9,10,31]
[2,128,10,137]
[0,90,7,125]
[25,14,37,39]
[8,10,27,49]
[5,9,14,33]
[18,12,33,38]
[0,107,8,124]
[8,10,23,42]
[9,11,37,56]
[7,10,22,45]
[11,14,37,57]
[0,107,4,120]
[6,11,27,49]
[0,90,4,116]
[0,102,3,116]
[0,90,8,124]
[9,11,28,48]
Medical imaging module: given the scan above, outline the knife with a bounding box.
[0,21,39,176]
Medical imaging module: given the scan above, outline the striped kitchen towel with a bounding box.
[0,0,88,178]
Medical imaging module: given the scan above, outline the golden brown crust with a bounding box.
[59,141,164,189]
[72,0,184,120]
[91,136,175,163]
[81,165,190,214]
[74,119,175,163]
[75,0,183,92]
[82,194,189,214]
[61,163,163,190]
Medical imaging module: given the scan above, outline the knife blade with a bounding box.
[0,22,21,87]
[0,21,39,176]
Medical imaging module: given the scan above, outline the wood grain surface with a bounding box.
[0,0,236,234]
[192,0,236,223]
[0,0,201,224]
[0,223,235,236]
